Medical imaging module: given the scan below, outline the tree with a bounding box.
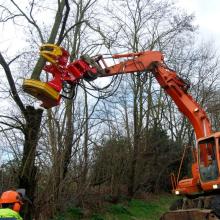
[0,0,96,218]
[100,0,195,197]
[91,137,130,197]
[0,0,220,219]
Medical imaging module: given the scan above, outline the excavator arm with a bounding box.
[23,44,211,139]
[23,44,220,219]
[23,44,220,196]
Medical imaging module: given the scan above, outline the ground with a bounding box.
[52,193,177,220]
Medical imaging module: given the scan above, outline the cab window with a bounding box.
[198,137,219,182]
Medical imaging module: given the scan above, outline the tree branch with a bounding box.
[57,20,87,45]
[8,52,27,65]
[0,52,26,114]
[57,0,70,45]
[31,0,66,79]
[10,0,44,42]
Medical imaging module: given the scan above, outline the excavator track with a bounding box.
[160,196,220,220]
[160,209,218,220]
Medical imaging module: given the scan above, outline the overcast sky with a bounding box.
[177,0,220,50]
[1,0,220,54]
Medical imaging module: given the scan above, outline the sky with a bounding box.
[177,0,220,50]
[1,0,220,104]
[1,0,220,54]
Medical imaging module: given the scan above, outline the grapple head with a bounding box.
[40,44,69,66]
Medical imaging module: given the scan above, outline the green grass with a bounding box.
[52,207,83,220]
[53,194,177,220]
[90,194,176,220]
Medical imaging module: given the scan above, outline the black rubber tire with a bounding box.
[211,195,220,218]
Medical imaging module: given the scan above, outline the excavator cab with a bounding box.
[174,134,220,196]
[198,133,220,191]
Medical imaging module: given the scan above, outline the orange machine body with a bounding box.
[23,45,220,196]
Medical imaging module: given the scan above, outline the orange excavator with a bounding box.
[23,44,220,219]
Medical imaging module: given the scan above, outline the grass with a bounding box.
[52,207,83,220]
[53,194,177,220]
[90,194,177,220]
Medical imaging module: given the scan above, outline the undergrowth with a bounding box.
[52,194,176,220]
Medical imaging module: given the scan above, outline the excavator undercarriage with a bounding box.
[161,195,220,219]
[161,209,218,220]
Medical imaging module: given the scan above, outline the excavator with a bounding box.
[23,44,220,219]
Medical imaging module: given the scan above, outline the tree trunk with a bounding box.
[128,75,142,197]
[19,106,43,220]
[31,0,66,79]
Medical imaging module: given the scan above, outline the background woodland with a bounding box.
[0,0,220,219]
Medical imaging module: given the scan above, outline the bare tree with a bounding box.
[0,0,81,218]
[101,0,195,197]
[0,0,220,219]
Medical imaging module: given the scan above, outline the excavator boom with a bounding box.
[23,44,211,139]
[22,44,220,219]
